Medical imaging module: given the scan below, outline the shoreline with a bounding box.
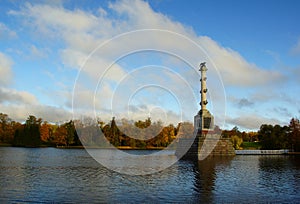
[1,144,299,154]
[235,149,300,155]
[56,146,167,150]
[0,144,166,150]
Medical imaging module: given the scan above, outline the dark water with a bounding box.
[0,147,299,203]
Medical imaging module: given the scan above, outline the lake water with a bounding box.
[0,147,299,203]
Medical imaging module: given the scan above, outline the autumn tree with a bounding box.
[40,122,52,143]
[53,125,67,146]
[247,131,259,142]
[222,126,241,138]
[159,124,176,147]
[134,117,151,129]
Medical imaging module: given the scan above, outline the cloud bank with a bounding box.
[0,0,288,129]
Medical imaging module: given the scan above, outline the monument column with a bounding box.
[176,62,235,160]
[194,62,214,136]
[200,62,208,111]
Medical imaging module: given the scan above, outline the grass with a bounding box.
[241,142,262,150]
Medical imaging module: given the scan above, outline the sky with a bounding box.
[0,0,300,131]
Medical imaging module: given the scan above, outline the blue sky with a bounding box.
[0,0,300,131]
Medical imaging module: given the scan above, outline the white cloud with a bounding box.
[0,87,71,123]
[0,104,71,123]
[114,104,183,126]
[226,114,283,131]
[0,87,39,105]
[0,22,17,39]
[199,36,284,87]
[0,52,13,86]
[61,49,127,82]
[108,0,193,34]
[17,3,98,33]
[18,0,281,87]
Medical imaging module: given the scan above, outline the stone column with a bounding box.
[200,62,208,111]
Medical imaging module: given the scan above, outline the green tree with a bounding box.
[13,115,42,147]
[258,124,289,150]
[231,135,243,150]
[64,120,75,146]
[110,117,120,147]
[289,118,300,152]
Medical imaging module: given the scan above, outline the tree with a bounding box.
[40,122,52,143]
[110,117,120,147]
[134,117,151,129]
[248,131,259,142]
[222,126,241,138]
[25,115,42,147]
[64,121,75,146]
[160,124,176,147]
[241,131,249,142]
[65,120,81,146]
[13,125,25,146]
[0,113,15,144]
[258,124,289,150]
[231,135,243,150]
[0,113,11,125]
[53,125,67,146]
[289,118,300,152]
[13,115,42,147]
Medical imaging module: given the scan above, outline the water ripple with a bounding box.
[0,148,300,203]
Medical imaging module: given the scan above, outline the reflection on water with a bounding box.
[193,156,234,203]
[0,148,300,203]
[88,149,178,175]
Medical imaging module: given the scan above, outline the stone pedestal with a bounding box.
[198,135,236,159]
[175,133,235,160]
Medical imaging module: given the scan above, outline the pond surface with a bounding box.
[0,147,299,203]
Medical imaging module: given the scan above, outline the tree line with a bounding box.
[74,117,183,148]
[0,113,187,148]
[0,113,82,147]
[222,118,300,151]
[0,112,299,151]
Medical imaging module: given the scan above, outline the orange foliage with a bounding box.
[53,126,67,146]
[40,122,51,142]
